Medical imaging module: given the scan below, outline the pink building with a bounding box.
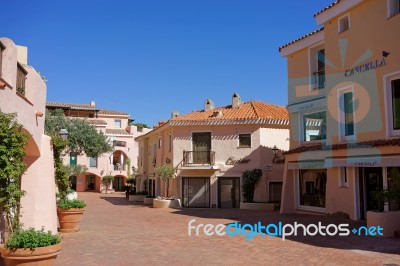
[0,38,58,234]
[46,102,151,192]
[136,93,289,208]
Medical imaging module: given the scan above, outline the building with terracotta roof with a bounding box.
[46,101,151,192]
[0,37,58,235]
[279,0,400,236]
[136,93,289,208]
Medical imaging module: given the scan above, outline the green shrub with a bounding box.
[5,228,61,250]
[58,199,86,209]
[242,169,263,203]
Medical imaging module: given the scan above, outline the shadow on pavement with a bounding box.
[168,207,400,256]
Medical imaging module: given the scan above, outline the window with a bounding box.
[391,78,400,130]
[89,157,97,168]
[339,90,355,138]
[303,111,326,141]
[0,42,4,77]
[114,119,121,128]
[85,175,95,190]
[340,167,349,187]
[299,169,327,208]
[238,134,251,147]
[269,182,283,202]
[158,138,162,149]
[16,63,27,95]
[310,45,325,90]
[338,15,350,33]
[388,0,400,17]
[70,153,77,166]
[168,134,172,152]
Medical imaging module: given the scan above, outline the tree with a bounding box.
[101,175,114,193]
[0,111,28,242]
[45,109,113,157]
[45,109,113,200]
[156,164,176,197]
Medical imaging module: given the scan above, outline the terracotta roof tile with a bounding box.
[105,129,132,135]
[98,109,129,116]
[284,138,400,155]
[279,27,324,51]
[46,102,98,110]
[314,0,341,17]
[171,100,289,122]
[46,102,129,116]
[87,119,107,125]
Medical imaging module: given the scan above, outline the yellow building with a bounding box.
[279,0,400,235]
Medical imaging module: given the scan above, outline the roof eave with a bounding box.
[279,30,324,57]
[314,0,365,25]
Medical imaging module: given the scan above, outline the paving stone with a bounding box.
[55,192,400,266]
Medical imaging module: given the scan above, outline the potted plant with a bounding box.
[153,164,181,208]
[0,228,62,265]
[367,188,400,237]
[101,175,114,194]
[0,111,62,265]
[45,109,113,233]
[125,177,136,198]
[57,198,87,233]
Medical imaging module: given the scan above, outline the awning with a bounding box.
[325,155,400,167]
[287,160,325,169]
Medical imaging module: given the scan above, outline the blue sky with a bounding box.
[2,0,333,127]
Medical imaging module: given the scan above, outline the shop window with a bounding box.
[391,78,400,131]
[387,167,400,211]
[299,169,327,208]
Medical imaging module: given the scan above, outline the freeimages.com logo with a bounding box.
[188,219,383,241]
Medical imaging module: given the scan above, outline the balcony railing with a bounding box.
[113,164,125,171]
[183,150,215,166]
[312,69,326,89]
[113,140,127,147]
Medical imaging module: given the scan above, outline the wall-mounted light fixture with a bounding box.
[58,128,69,140]
[271,145,285,164]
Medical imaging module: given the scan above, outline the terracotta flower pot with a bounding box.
[57,208,85,233]
[0,242,62,266]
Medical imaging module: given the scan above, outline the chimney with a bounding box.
[232,92,241,108]
[204,99,215,111]
[17,46,28,65]
[90,100,96,106]
[171,111,180,119]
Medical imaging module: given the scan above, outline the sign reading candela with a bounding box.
[344,53,388,77]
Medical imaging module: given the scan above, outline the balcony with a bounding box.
[182,150,215,166]
[312,69,325,89]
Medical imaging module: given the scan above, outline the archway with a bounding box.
[110,150,129,171]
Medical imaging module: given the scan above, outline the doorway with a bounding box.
[192,133,211,164]
[113,176,125,191]
[358,167,383,219]
[182,177,210,207]
[218,177,240,208]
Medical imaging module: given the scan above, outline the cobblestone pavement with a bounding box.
[55,192,400,266]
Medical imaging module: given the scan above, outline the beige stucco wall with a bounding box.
[0,37,57,233]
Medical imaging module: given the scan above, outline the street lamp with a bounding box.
[58,128,69,140]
